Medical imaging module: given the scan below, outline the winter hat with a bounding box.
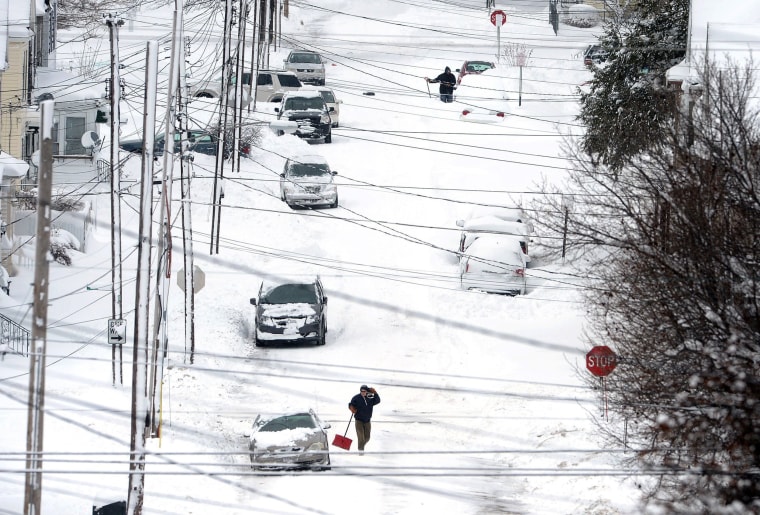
[445,66,451,73]
[360,385,369,392]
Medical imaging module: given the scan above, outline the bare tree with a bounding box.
[534,58,760,512]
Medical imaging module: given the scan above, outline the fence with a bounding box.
[0,312,30,356]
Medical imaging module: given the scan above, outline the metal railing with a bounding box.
[0,312,30,357]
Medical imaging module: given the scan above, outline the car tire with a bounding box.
[196,92,214,98]
[330,196,338,208]
[254,337,266,348]
[325,131,332,144]
[317,322,327,346]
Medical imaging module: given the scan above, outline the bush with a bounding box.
[561,4,601,28]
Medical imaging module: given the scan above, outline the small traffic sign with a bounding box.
[490,9,507,26]
[586,345,617,377]
[108,318,126,345]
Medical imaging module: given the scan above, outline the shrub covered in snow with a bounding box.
[49,228,81,266]
[561,4,601,28]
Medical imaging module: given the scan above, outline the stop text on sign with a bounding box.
[585,345,618,377]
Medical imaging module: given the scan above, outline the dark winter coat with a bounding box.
[349,392,381,423]
[430,70,457,95]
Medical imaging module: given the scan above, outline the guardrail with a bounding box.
[0,312,30,357]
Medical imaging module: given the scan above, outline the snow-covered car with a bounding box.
[274,91,333,143]
[583,44,608,67]
[280,155,338,208]
[283,50,326,85]
[456,216,531,260]
[248,409,331,471]
[455,69,510,123]
[459,235,527,295]
[455,59,495,84]
[120,129,218,157]
[249,276,328,346]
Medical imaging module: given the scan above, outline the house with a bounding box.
[666,0,760,96]
[0,0,108,269]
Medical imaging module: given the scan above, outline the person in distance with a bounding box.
[348,384,381,453]
[426,66,457,103]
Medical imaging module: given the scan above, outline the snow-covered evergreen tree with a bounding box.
[578,0,688,170]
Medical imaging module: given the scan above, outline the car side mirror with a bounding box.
[323,296,328,304]
[455,219,465,227]
[332,171,337,176]
[274,107,280,113]
[329,106,334,112]
[456,68,461,72]
[250,298,256,305]
[280,172,285,177]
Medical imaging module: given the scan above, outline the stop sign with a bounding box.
[586,346,617,377]
[490,9,506,26]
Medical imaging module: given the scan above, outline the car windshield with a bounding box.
[277,74,302,87]
[289,163,330,177]
[319,90,335,103]
[290,52,321,64]
[283,96,325,111]
[260,414,316,432]
[466,61,493,73]
[261,283,318,304]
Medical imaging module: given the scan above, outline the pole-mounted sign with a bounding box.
[491,10,507,64]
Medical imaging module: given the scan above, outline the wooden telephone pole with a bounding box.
[23,97,54,515]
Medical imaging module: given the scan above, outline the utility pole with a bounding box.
[127,41,158,515]
[249,0,260,113]
[210,0,234,254]
[232,0,248,175]
[148,0,183,436]
[104,13,125,386]
[23,97,54,515]
[178,36,197,363]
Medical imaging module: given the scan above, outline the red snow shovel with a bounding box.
[332,414,353,450]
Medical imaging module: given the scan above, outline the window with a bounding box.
[257,74,273,86]
[65,117,86,155]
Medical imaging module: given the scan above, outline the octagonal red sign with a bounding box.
[586,345,617,377]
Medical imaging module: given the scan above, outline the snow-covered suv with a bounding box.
[274,91,333,143]
[189,70,302,103]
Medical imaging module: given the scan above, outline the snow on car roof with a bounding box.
[290,154,329,164]
[461,217,528,236]
[282,89,323,99]
[456,73,510,101]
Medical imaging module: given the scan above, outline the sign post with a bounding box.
[585,345,617,420]
[490,10,507,63]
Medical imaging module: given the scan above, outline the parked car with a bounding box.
[304,86,341,127]
[280,155,338,208]
[249,276,328,346]
[456,216,531,259]
[248,409,331,471]
[283,50,326,85]
[456,60,495,84]
[119,129,218,156]
[274,91,333,143]
[255,70,303,103]
[455,69,510,124]
[189,70,302,103]
[583,44,608,67]
[459,235,527,295]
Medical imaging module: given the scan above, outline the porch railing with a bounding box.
[0,312,30,357]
